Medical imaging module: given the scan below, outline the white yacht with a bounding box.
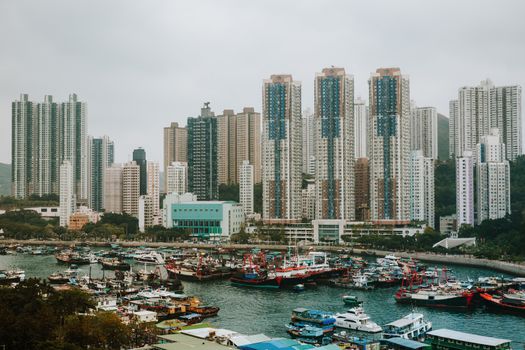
[334,307,382,333]
[382,313,432,340]
[134,251,165,265]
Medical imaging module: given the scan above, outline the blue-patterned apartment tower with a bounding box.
[314,67,355,220]
[262,75,302,224]
[369,68,410,222]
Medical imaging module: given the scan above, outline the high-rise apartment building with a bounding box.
[301,179,316,220]
[410,105,438,159]
[166,161,187,194]
[449,80,522,160]
[132,148,147,196]
[369,68,411,221]
[409,150,435,228]
[147,161,160,221]
[12,94,35,198]
[60,94,88,202]
[302,108,316,175]
[236,107,261,184]
[12,94,87,200]
[163,122,188,192]
[354,157,370,221]
[490,85,522,161]
[138,195,154,232]
[476,129,511,224]
[88,136,114,211]
[59,161,75,227]
[187,103,218,200]
[314,67,355,220]
[217,109,237,184]
[456,151,474,226]
[36,95,59,196]
[239,160,254,216]
[218,107,261,184]
[122,161,140,217]
[262,75,302,223]
[354,97,368,159]
[103,164,123,213]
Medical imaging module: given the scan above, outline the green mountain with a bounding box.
[0,163,10,196]
[437,113,449,160]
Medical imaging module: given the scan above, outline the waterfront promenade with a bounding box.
[3,238,525,276]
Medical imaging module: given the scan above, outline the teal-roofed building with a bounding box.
[170,200,244,240]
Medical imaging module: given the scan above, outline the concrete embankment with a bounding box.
[3,239,525,276]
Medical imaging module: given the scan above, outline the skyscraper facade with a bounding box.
[132,148,147,196]
[147,161,160,221]
[314,67,355,220]
[409,150,435,228]
[166,161,187,194]
[88,136,114,211]
[122,161,140,217]
[217,109,237,184]
[449,80,522,161]
[236,107,261,184]
[476,129,511,224]
[37,95,60,196]
[59,161,75,227]
[60,94,88,202]
[262,75,302,223]
[239,160,254,216]
[138,195,154,232]
[11,94,35,198]
[187,103,219,200]
[456,151,474,226]
[302,108,316,175]
[410,105,438,159]
[217,107,261,185]
[103,164,123,213]
[163,122,188,192]
[354,97,368,159]
[354,157,370,221]
[12,94,87,200]
[369,68,411,221]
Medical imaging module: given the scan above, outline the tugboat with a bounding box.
[382,313,432,340]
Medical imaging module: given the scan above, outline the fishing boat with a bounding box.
[286,322,333,345]
[291,308,336,325]
[177,313,204,325]
[395,288,475,309]
[342,295,362,307]
[101,258,131,270]
[48,272,71,284]
[0,269,25,285]
[382,313,432,340]
[55,251,90,265]
[334,307,382,333]
[480,292,525,316]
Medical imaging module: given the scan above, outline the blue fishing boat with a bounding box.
[291,308,336,325]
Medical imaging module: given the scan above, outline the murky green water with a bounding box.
[2,252,525,346]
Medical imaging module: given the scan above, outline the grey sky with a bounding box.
[1,0,524,164]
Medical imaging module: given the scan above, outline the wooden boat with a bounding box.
[480,292,525,316]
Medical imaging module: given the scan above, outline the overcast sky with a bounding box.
[1,0,524,164]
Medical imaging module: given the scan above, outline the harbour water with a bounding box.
[2,252,525,345]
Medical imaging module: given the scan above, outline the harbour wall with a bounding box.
[3,239,525,276]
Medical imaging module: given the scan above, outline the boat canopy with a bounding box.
[382,337,430,350]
